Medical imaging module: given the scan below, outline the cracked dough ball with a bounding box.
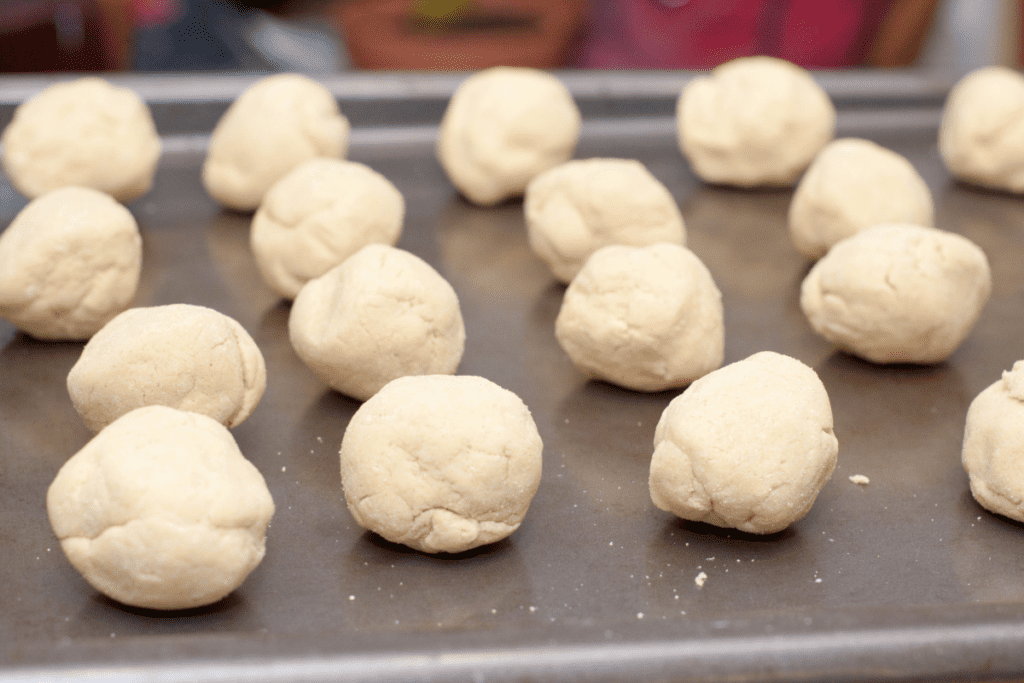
[67,304,266,432]
[939,66,1024,193]
[649,351,838,534]
[203,73,350,212]
[251,159,404,299]
[341,374,543,553]
[1,77,161,202]
[789,138,934,259]
[555,243,723,392]
[677,56,835,187]
[437,67,581,206]
[963,361,1024,521]
[525,158,686,283]
[47,405,274,610]
[289,244,465,401]
[0,187,142,340]
[800,223,991,364]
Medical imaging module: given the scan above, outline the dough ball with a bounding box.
[203,73,350,212]
[0,186,142,340]
[341,374,542,553]
[800,223,991,364]
[525,158,686,283]
[437,67,581,206]
[47,405,275,610]
[963,361,1024,521]
[251,159,404,299]
[677,56,835,187]
[789,138,934,259]
[67,304,266,432]
[939,66,1024,193]
[289,244,465,401]
[649,351,838,534]
[555,243,723,392]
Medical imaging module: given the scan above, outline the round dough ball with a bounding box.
[555,243,723,392]
[0,187,142,340]
[1,77,161,203]
[437,67,581,206]
[963,361,1024,521]
[677,56,836,187]
[789,138,934,259]
[525,158,686,283]
[939,66,1024,193]
[47,405,275,610]
[341,374,543,553]
[289,244,465,401]
[649,351,838,534]
[203,73,350,212]
[251,159,404,299]
[800,223,991,364]
[67,304,267,432]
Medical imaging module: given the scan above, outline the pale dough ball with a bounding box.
[437,67,581,206]
[963,361,1024,521]
[555,243,723,392]
[800,223,991,364]
[0,187,142,340]
[47,405,275,610]
[939,66,1024,193]
[789,138,935,259]
[341,374,543,553]
[289,244,465,401]
[677,56,836,187]
[1,77,161,203]
[649,351,838,534]
[203,73,350,212]
[67,304,266,432]
[525,158,686,283]
[251,159,404,299]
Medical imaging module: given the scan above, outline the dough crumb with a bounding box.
[849,474,870,485]
[695,572,708,588]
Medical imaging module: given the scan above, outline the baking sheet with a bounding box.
[3,72,1024,683]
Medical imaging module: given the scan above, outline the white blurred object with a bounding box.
[920,0,1018,77]
[244,12,347,73]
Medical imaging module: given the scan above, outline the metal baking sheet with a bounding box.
[3,72,1024,683]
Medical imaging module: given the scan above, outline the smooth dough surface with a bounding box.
[47,405,274,610]
[649,351,838,534]
[251,158,404,299]
[436,67,581,206]
[0,187,142,340]
[1,77,161,202]
[341,374,543,553]
[789,138,934,259]
[67,304,267,432]
[525,158,686,283]
[800,223,991,364]
[677,56,835,187]
[289,244,465,401]
[555,243,723,392]
[203,73,350,211]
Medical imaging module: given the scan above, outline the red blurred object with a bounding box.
[0,0,113,71]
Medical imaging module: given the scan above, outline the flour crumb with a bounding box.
[529,606,537,613]
[281,466,286,472]
[848,474,870,485]
[695,571,708,588]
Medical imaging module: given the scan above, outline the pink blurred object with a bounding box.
[130,0,181,25]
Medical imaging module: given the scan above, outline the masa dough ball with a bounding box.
[800,223,991,364]
[437,67,581,206]
[789,138,934,259]
[289,244,465,402]
[525,158,686,283]
[0,187,142,340]
[47,405,275,610]
[251,158,404,299]
[341,374,543,553]
[649,351,838,534]
[555,243,723,392]
[203,73,350,212]
[939,66,1024,193]
[677,56,835,187]
[67,304,266,432]
[1,77,161,202]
